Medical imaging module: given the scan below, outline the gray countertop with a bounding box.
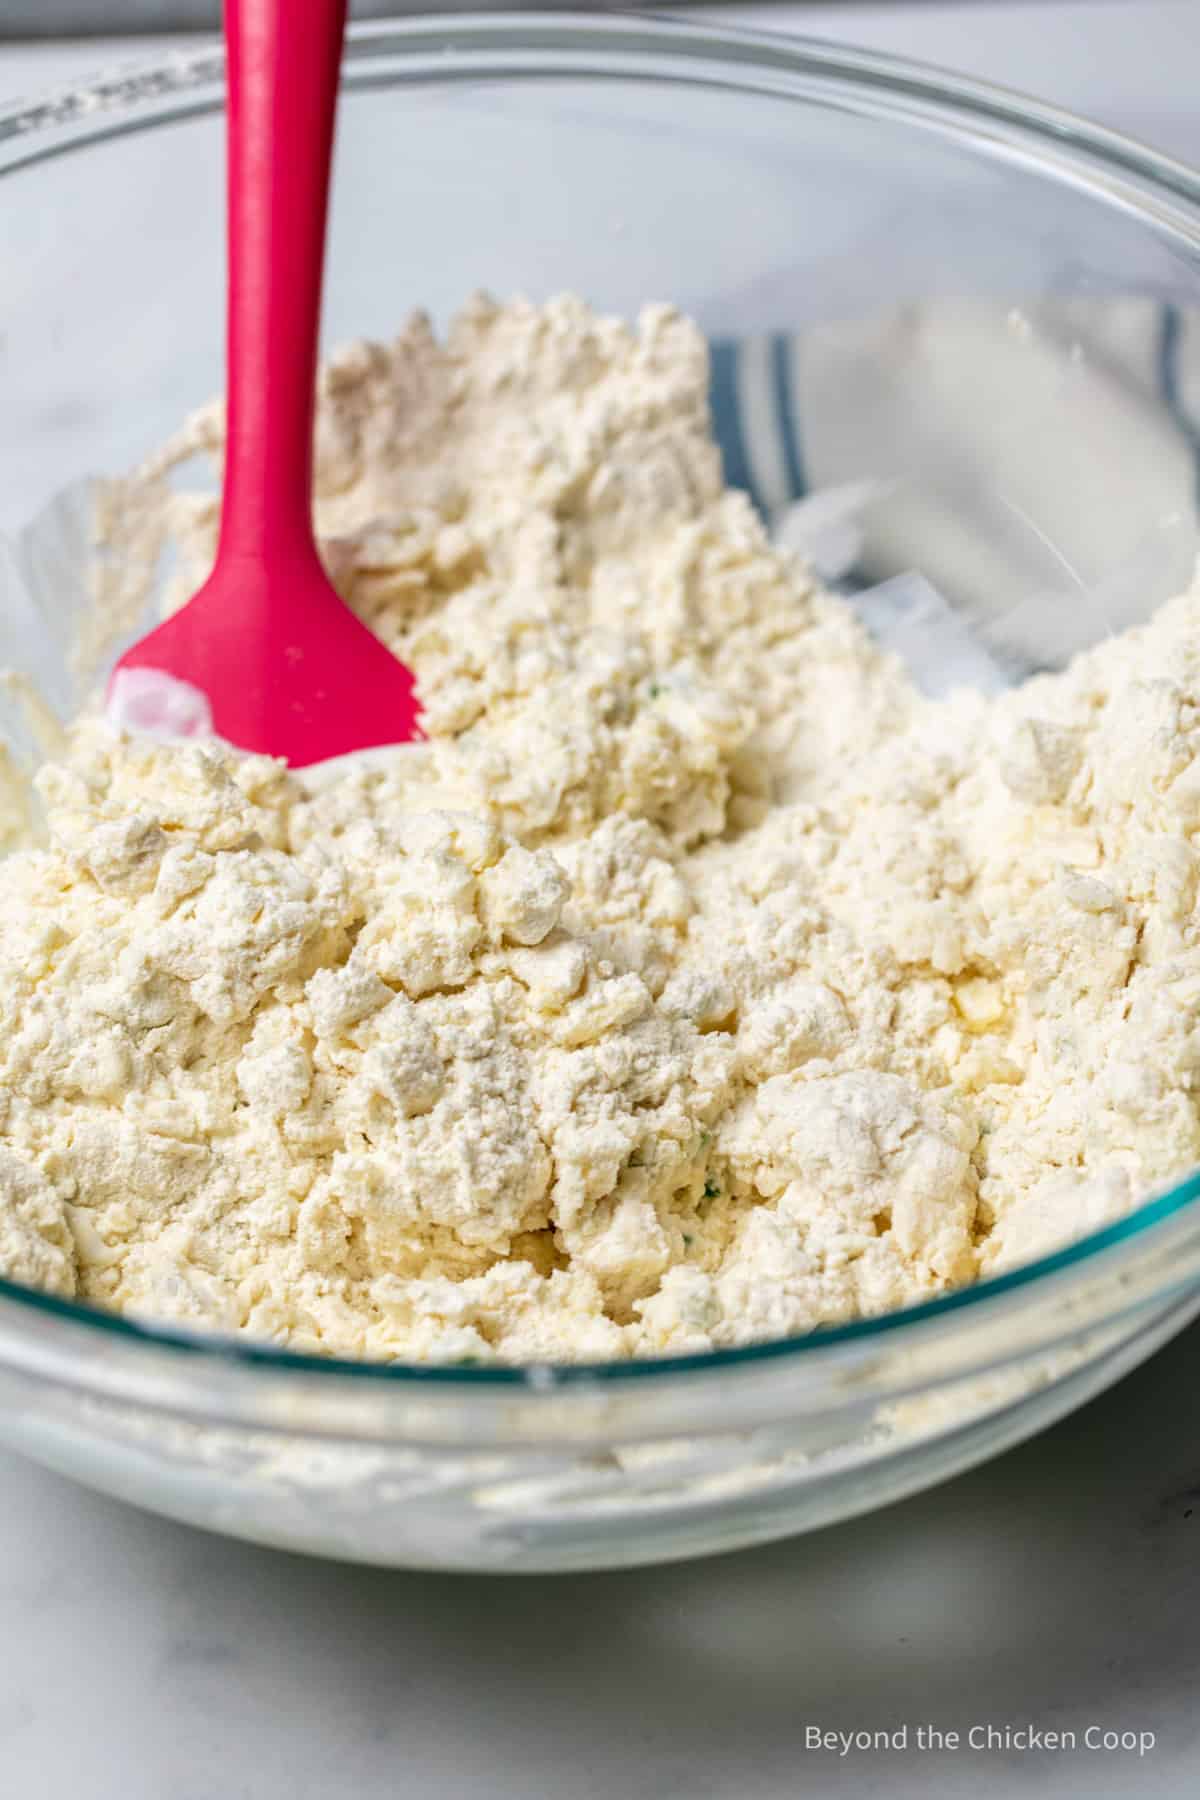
[2,1316,1197,1799]
[2,7,1200,1798]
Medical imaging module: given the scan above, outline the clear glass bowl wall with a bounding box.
[2,15,1200,1571]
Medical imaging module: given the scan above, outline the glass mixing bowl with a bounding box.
[3,13,1200,1572]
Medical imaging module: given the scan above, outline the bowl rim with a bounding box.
[4,7,1200,214]
[3,8,1200,1395]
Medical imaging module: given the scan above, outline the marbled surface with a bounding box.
[0,1320,1197,1798]
[2,7,1200,1797]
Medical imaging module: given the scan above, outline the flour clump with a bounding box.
[0,294,1197,1361]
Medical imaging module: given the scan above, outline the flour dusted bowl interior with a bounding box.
[3,17,1200,1569]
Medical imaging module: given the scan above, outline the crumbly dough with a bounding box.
[1,294,1198,1361]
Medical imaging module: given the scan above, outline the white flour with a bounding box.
[1,294,1197,1362]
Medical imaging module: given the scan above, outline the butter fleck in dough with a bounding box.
[1,294,1198,1361]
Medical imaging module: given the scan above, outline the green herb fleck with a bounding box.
[704,1178,721,1200]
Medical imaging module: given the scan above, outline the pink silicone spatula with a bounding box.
[109,0,421,766]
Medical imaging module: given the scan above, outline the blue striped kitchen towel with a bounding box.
[709,299,1200,675]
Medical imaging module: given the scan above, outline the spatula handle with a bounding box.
[218,0,347,564]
